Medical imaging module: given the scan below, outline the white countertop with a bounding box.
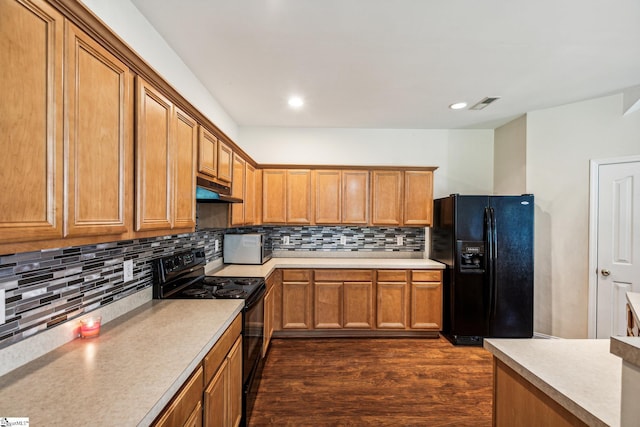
[0,299,243,426]
[211,257,445,278]
[484,338,621,427]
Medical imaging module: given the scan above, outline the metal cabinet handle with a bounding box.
[601,269,611,277]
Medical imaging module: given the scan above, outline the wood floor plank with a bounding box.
[249,337,493,426]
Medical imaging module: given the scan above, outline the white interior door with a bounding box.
[595,160,640,338]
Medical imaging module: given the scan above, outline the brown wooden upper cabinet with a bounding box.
[371,171,403,226]
[262,169,312,224]
[229,154,246,226]
[198,126,218,178]
[135,77,196,232]
[217,140,233,183]
[0,0,65,244]
[404,171,433,226]
[244,163,257,225]
[314,170,369,225]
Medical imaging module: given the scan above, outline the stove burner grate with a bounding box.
[214,288,245,298]
[183,288,208,298]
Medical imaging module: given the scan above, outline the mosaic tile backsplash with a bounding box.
[0,224,423,350]
[0,229,225,350]
[227,225,424,253]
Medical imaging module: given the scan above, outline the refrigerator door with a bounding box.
[488,195,534,337]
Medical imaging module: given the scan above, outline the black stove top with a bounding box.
[152,249,265,301]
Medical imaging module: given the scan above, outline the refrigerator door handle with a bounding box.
[489,207,498,321]
[484,207,495,326]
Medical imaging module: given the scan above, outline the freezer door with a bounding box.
[488,195,534,337]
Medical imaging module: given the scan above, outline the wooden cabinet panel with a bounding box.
[204,358,228,427]
[198,126,217,178]
[227,337,243,427]
[377,282,408,329]
[203,315,242,384]
[64,22,131,237]
[314,270,372,282]
[153,366,204,427]
[410,282,442,330]
[184,401,203,427]
[229,154,245,226]
[282,274,312,329]
[262,169,287,223]
[173,107,197,229]
[314,170,341,224]
[314,282,343,329]
[344,282,374,329]
[0,0,64,243]
[263,285,274,357]
[404,170,433,226]
[135,77,173,231]
[371,170,403,225]
[342,170,369,224]
[412,270,441,282]
[286,169,312,224]
[377,270,408,282]
[217,140,232,183]
[245,163,256,225]
[282,269,311,281]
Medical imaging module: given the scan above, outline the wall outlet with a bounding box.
[214,239,219,252]
[123,260,134,282]
[340,235,347,245]
[283,235,290,245]
[0,289,4,325]
[396,235,404,246]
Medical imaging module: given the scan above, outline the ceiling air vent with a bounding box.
[469,97,500,110]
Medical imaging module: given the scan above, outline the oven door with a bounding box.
[242,284,265,425]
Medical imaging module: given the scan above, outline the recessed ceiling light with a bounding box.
[288,96,304,109]
[449,102,468,110]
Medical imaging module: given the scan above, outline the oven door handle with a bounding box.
[244,284,266,311]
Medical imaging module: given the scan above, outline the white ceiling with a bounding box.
[129,0,640,129]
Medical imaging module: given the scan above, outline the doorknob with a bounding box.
[601,269,611,277]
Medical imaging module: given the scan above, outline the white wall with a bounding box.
[239,127,495,198]
[494,115,527,194]
[527,94,640,338]
[82,0,238,140]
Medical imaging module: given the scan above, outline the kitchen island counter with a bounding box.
[0,299,243,426]
[210,257,445,278]
[484,338,621,427]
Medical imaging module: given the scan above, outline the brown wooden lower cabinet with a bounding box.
[274,268,442,336]
[152,314,242,427]
[493,358,587,427]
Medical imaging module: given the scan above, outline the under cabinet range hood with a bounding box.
[196,176,242,203]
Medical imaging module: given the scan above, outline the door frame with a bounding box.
[587,155,640,338]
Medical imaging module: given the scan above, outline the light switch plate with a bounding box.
[0,289,5,325]
[123,260,134,282]
[396,235,404,246]
[340,235,347,245]
[283,236,290,245]
[214,239,219,252]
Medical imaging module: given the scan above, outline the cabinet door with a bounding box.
[135,77,173,231]
[244,163,256,225]
[282,278,312,329]
[344,282,374,329]
[217,140,233,183]
[0,0,64,243]
[314,282,343,329]
[204,358,228,427]
[342,170,369,224]
[262,169,287,224]
[263,287,274,357]
[410,270,443,330]
[153,366,204,427]
[198,126,217,178]
[229,154,245,226]
[65,22,131,237]
[314,170,341,224]
[228,337,243,427]
[286,170,312,224]
[377,282,408,329]
[404,170,433,226]
[174,107,197,229]
[371,171,403,225]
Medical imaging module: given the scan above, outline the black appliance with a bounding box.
[152,249,265,426]
[430,194,534,345]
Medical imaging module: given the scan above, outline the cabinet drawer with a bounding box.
[204,314,242,384]
[377,270,408,282]
[411,270,442,282]
[282,269,311,281]
[152,366,204,427]
[314,269,372,282]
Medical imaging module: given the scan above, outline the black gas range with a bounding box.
[152,249,266,426]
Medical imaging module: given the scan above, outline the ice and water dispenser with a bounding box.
[457,241,485,273]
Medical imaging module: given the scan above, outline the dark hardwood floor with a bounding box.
[249,337,493,426]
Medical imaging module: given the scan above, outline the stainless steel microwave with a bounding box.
[223,233,272,265]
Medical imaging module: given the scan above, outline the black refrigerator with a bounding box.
[430,194,534,345]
